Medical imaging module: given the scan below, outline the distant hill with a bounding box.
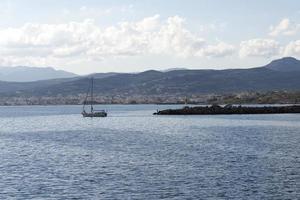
[0,66,77,82]
[0,57,300,97]
[89,72,122,79]
[265,57,300,72]
[161,68,188,72]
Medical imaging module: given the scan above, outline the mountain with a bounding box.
[0,66,77,82]
[161,68,188,72]
[0,57,300,97]
[264,57,300,72]
[89,72,122,79]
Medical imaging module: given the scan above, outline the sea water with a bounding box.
[0,105,299,199]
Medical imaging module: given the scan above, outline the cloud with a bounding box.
[269,18,300,36]
[149,16,206,57]
[197,42,235,57]
[284,40,300,57]
[0,15,235,66]
[239,39,280,58]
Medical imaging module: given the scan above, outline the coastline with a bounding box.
[0,90,300,106]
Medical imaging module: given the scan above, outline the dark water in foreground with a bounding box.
[0,105,299,199]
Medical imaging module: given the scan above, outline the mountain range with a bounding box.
[0,57,300,97]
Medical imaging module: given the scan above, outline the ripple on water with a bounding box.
[0,105,299,199]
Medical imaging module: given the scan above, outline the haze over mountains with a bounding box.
[0,66,77,82]
[0,57,300,97]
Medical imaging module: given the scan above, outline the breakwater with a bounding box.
[154,105,300,115]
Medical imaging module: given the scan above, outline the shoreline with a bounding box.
[0,103,300,107]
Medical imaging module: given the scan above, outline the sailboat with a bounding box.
[82,77,107,117]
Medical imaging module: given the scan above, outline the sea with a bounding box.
[0,105,299,199]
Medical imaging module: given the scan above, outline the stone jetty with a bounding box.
[154,104,300,115]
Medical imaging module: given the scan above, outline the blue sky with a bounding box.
[0,0,299,74]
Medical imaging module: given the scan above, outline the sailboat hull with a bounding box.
[82,111,107,117]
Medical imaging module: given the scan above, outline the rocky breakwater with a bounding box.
[154,104,300,115]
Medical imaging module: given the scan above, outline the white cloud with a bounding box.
[284,40,300,57]
[0,15,235,67]
[150,16,206,57]
[197,42,235,57]
[149,16,234,58]
[269,18,300,36]
[239,39,280,58]
[136,14,160,31]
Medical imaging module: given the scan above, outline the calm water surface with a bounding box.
[0,105,299,199]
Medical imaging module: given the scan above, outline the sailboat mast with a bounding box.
[91,77,94,112]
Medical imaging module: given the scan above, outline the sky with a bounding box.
[0,0,299,74]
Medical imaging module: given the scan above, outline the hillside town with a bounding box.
[0,91,299,106]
